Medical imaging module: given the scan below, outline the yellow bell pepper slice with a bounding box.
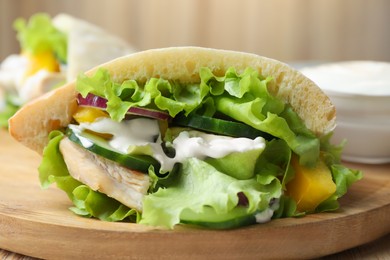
[73,106,109,124]
[23,51,60,77]
[286,156,336,212]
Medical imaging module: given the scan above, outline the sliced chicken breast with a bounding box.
[59,137,150,211]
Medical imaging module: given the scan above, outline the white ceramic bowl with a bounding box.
[300,61,390,164]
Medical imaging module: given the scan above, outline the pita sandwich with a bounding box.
[9,47,362,229]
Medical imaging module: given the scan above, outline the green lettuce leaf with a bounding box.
[272,195,301,219]
[215,96,319,166]
[76,68,208,121]
[320,132,346,166]
[77,68,151,122]
[140,158,282,229]
[13,13,67,63]
[0,98,19,128]
[222,68,318,166]
[199,67,319,166]
[315,164,363,213]
[313,134,363,212]
[38,130,137,221]
[255,139,293,189]
[205,147,265,180]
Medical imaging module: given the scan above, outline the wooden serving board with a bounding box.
[0,129,389,259]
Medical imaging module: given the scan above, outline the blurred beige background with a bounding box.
[1,0,389,63]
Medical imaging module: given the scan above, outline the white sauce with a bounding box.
[300,61,390,96]
[75,117,266,172]
[255,208,274,223]
[158,131,265,171]
[77,117,160,153]
[255,198,279,223]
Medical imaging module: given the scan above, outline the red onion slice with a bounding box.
[77,93,171,120]
[78,93,108,108]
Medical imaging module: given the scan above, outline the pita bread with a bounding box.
[53,14,137,82]
[9,47,336,154]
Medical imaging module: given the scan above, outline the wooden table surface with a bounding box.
[1,233,390,259]
[1,127,389,259]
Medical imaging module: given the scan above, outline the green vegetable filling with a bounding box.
[77,66,319,166]
[13,13,67,63]
[36,66,362,229]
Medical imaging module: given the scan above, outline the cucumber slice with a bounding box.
[180,206,257,229]
[172,113,273,140]
[66,128,161,173]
